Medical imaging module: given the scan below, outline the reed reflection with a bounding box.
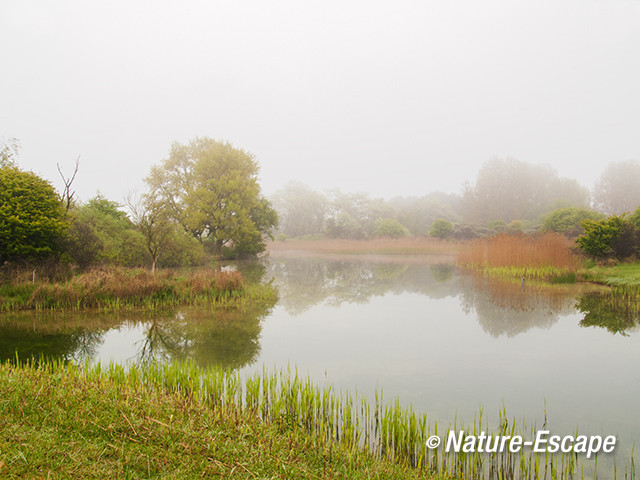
[457,274,592,337]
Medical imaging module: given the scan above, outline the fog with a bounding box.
[1,0,639,203]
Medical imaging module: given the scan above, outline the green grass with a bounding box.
[579,262,640,292]
[0,360,446,480]
[2,360,632,479]
[461,263,577,284]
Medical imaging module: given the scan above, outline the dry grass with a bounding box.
[459,233,577,269]
[458,233,580,281]
[268,237,460,256]
[0,267,258,311]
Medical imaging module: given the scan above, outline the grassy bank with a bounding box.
[0,361,442,480]
[578,262,640,292]
[1,360,624,479]
[0,267,277,312]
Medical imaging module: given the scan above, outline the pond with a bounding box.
[2,254,639,476]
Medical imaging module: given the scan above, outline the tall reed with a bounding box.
[459,233,579,282]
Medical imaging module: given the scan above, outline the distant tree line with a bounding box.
[270,157,640,242]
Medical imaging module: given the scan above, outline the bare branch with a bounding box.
[58,157,80,214]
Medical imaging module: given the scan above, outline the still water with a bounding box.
[2,255,639,473]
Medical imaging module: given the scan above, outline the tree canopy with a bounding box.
[0,166,67,263]
[575,215,638,259]
[541,207,604,237]
[430,218,453,239]
[145,138,277,256]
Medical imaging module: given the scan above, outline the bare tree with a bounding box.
[57,157,80,214]
[126,193,173,272]
[0,137,20,167]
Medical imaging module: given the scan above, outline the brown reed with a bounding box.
[457,233,581,283]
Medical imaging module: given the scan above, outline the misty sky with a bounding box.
[2,0,639,203]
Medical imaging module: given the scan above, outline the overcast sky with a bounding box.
[2,0,639,203]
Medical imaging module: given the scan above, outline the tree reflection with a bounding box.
[266,257,458,314]
[0,312,116,363]
[132,305,272,369]
[577,292,639,336]
[0,292,275,370]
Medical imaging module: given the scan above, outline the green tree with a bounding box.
[576,216,625,259]
[225,197,279,258]
[541,207,604,237]
[145,138,277,256]
[64,195,149,268]
[388,192,460,236]
[374,218,409,238]
[628,205,640,229]
[0,166,67,263]
[430,218,453,239]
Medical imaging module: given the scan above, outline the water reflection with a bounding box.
[0,258,633,369]
[456,275,584,337]
[0,313,118,363]
[153,307,268,369]
[265,256,608,338]
[0,303,274,369]
[266,257,458,314]
[577,292,640,336]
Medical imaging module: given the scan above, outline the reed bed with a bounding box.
[0,267,277,312]
[13,359,631,480]
[458,233,579,282]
